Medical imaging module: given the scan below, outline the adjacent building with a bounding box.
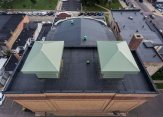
[0,14,29,52]
[0,58,8,88]
[4,17,158,116]
[11,22,39,59]
[109,9,163,75]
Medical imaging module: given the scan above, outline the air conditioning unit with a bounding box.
[15,46,24,54]
[11,49,17,54]
[42,37,46,41]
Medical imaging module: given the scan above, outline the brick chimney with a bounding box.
[129,33,143,50]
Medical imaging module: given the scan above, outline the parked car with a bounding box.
[32,11,38,16]
[0,91,5,106]
[41,11,47,16]
[0,11,7,15]
[157,8,163,12]
[93,12,97,16]
[78,12,83,16]
[97,12,104,16]
[47,11,54,16]
[149,14,155,19]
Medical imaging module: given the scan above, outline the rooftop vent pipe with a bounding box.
[70,20,74,25]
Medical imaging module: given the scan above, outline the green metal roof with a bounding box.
[97,41,140,72]
[21,41,64,73]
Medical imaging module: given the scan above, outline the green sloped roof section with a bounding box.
[97,41,140,72]
[21,41,64,73]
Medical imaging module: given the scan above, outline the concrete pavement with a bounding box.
[130,0,163,16]
[127,92,163,117]
[143,0,163,16]
[56,0,62,11]
[119,0,128,8]
[154,80,163,83]
[29,16,54,22]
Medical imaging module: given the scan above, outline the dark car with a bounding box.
[47,11,54,16]
[78,12,84,16]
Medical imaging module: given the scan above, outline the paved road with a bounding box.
[130,0,150,12]
[127,91,163,117]
[0,98,34,117]
[0,91,163,117]
[130,0,163,16]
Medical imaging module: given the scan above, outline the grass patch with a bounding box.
[82,0,122,11]
[0,0,58,10]
[152,72,163,80]
[155,83,163,89]
[82,5,106,11]
[101,0,122,10]
[105,15,109,23]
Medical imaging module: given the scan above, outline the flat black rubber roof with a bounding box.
[12,22,38,49]
[0,14,26,42]
[5,47,156,94]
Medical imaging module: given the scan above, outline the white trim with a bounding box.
[54,17,107,26]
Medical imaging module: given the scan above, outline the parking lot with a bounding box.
[0,10,55,16]
[61,0,81,11]
[154,3,163,13]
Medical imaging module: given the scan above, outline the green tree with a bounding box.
[30,0,37,4]
[81,0,108,6]
[81,0,100,6]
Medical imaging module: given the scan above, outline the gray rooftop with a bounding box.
[111,10,163,63]
[46,18,116,47]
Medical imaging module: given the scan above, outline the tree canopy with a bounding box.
[81,0,109,6]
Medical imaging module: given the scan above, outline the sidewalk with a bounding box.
[154,80,163,83]
[119,0,128,8]
[56,0,62,11]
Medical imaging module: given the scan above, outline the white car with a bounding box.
[0,91,5,106]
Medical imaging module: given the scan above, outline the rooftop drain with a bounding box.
[86,60,90,64]
[82,35,88,41]
[70,20,74,25]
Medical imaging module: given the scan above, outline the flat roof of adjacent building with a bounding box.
[0,14,26,42]
[0,58,7,69]
[111,10,163,63]
[37,23,52,41]
[5,55,18,71]
[12,22,38,49]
